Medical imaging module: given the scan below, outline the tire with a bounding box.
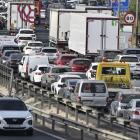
[18,71,21,76]
[26,129,33,136]
[104,108,108,113]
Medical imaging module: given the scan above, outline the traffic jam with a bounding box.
[0,0,140,136]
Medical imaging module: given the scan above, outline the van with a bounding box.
[71,80,109,112]
[20,55,49,79]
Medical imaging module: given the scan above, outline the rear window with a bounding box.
[42,49,57,53]
[136,101,140,107]
[121,94,140,103]
[19,37,32,40]
[39,67,47,72]
[131,73,140,79]
[61,56,77,60]
[121,57,139,62]
[52,68,72,73]
[104,51,122,58]
[81,83,106,93]
[28,43,43,47]
[127,50,140,54]
[20,30,33,34]
[3,47,19,52]
[11,54,24,59]
[92,65,97,70]
[5,52,20,56]
[61,77,81,83]
[102,67,126,75]
[70,81,77,85]
[73,60,91,65]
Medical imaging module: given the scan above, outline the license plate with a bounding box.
[83,101,93,105]
[9,125,21,128]
[16,62,19,64]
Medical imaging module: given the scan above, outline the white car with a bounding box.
[23,41,44,54]
[30,64,48,84]
[51,75,81,94]
[86,63,98,80]
[16,29,36,40]
[0,97,33,135]
[17,35,34,52]
[115,55,140,68]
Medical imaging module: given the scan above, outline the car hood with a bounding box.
[0,111,31,118]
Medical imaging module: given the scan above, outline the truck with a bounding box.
[35,0,41,24]
[49,9,86,53]
[68,13,119,58]
[0,36,17,46]
[7,2,35,36]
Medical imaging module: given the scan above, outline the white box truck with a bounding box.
[68,13,119,57]
[7,2,35,36]
[76,6,113,15]
[49,9,86,53]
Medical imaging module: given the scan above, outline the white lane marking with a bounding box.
[34,127,67,140]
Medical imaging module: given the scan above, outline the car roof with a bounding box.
[0,97,22,101]
[124,48,140,50]
[60,54,77,57]
[50,65,71,68]
[59,75,81,78]
[63,72,86,74]
[2,45,19,47]
[3,50,21,53]
[66,79,81,82]
[77,79,106,83]
[131,99,140,102]
[19,29,33,31]
[36,64,49,67]
[28,41,42,43]
[43,47,57,49]
[18,35,33,37]
[117,55,138,57]
[91,62,98,65]
[71,58,91,61]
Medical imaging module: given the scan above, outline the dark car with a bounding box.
[0,16,3,29]
[6,54,26,71]
[94,50,122,62]
[0,45,20,57]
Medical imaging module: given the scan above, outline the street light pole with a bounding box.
[136,0,139,47]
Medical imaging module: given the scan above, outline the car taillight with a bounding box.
[40,53,45,56]
[106,97,109,102]
[0,52,2,56]
[67,87,73,90]
[32,35,35,37]
[90,70,93,73]
[58,84,63,87]
[9,61,13,65]
[48,75,55,78]
[2,57,6,60]
[18,40,21,43]
[136,64,140,66]
[78,97,81,103]
[26,47,31,50]
[35,72,42,75]
[11,34,15,36]
[56,53,60,56]
[133,111,139,115]
[26,64,28,75]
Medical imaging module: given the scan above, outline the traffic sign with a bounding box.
[109,0,116,4]
[124,13,136,23]
[109,0,129,11]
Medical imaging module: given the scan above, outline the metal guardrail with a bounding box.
[0,63,138,140]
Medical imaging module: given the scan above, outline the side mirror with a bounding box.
[30,68,32,73]
[19,62,23,65]
[28,107,33,112]
[51,80,54,83]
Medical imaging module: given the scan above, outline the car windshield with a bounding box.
[39,67,47,72]
[28,43,43,47]
[127,50,140,54]
[136,101,140,107]
[131,73,140,79]
[102,67,126,75]
[0,101,27,111]
[19,37,32,40]
[61,77,81,83]
[61,56,77,60]
[121,57,139,62]
[42,49,57,53]
[104,51,122,58]
[11,54,24,59]
[121,94,140,103]
[81,83,106,93]
[3,47,19,52]
[73,60,91,65]
[52,68,72,73]
[5,52,20,57]
[20,30,33,34]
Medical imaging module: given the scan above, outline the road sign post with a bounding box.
[136,0,139,47]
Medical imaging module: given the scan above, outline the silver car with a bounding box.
[110,91,140,117]
[122,99,140,122]
[62,72,87,79]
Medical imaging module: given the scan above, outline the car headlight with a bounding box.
[26,115,32,119]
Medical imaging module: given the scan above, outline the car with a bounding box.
[6,53,26,71]
[62,72,87,79]
[51,75,81,94]
[0,45,20,57]
[58,79,80,99]
[30,64,49,84]
[1,50,21,65]
[94,50,122,62]
[68,58,91,72]
[23,41,44,54]
[41,65,72,89]
[0,16,3,29]
[16,29,36,40]
[86,63,98,80]
[70,79,109,112]
[40,47,59,64]
[122,99,140,122]
[130,70,140,88]
[115,55,140,68]
[53,54,77,65]
[17,35,34,52]
[110,91,140,117]
[0,97,33,135]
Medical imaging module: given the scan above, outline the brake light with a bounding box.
[120,59,126,62]
[40,53,45,56]
[11,34,15,36]
[35,72,42,75]
[120,96,123,100]
[67,87,73,90]
[58,84,63,87]
[32,35,35,37]
[106,97,109,102]
[26,64,28,75]
[90,70,93,73]
[56,53,60,56]
[78,97,81,103]
[2,57,6,60]
[26,47,31,50]
[133,111,139,115]
[136,64,140,66]
[48,75,55,78]
[18,40,21,43]
[9,61,13,65]
[0,52,2,56]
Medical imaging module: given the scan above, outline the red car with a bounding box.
[68,58,91,72]
[53,54,77,65]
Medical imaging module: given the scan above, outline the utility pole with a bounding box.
[136,0,139,47]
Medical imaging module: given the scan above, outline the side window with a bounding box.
[114,93,119,101]
[128,100,133,108]
[55,76,59,82]
[22,57,25,64]
[33,65,37,71]
[75,83,80,95]
[46,67,50,73]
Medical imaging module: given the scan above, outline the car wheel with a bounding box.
[104,108,108,113]
[26,129,33,136]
